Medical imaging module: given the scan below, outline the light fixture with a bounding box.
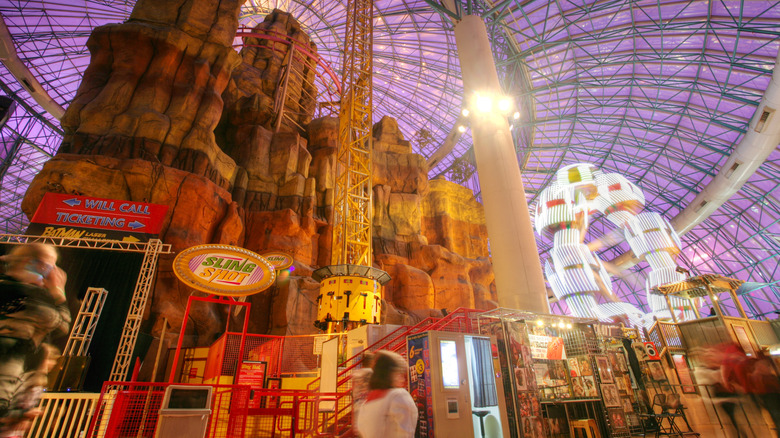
[457,125,466,133]
[536,320,544,327]
[473,94,492,113]
[497,97,512,113]
[566,323,572,329]
[513,111,520,119]
[461,108,470,117]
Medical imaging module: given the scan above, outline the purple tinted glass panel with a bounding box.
[0,0,777,317]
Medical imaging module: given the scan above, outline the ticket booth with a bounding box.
[408,331,510,438]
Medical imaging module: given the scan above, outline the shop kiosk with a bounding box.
[407,331,510,438]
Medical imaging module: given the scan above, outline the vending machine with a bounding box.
[408,331,510,438]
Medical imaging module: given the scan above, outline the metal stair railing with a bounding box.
[326,308,486,436]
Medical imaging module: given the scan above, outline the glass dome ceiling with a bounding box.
[0,0,778,318]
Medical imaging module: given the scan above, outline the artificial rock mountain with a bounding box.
[21,2,497,357]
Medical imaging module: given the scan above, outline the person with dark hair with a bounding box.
[0,243,70,433]
[355,350,417,438]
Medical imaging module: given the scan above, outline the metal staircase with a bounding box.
[309,308,484,436]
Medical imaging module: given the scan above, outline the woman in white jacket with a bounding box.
[356,350,418,438]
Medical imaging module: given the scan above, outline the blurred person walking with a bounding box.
[355,350,417,438]
[746,352,780,436]
[352,351,375,437]
[694,346,750,437]
[0,243,70,435]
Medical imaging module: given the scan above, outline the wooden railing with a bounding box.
[24,392,101,438]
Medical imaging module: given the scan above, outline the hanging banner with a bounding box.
[173,244,275,296]
[27,193,168,242]
[408,333,433,438]
[528,334,567,360]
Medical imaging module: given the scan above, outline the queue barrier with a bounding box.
[85,382,338,438]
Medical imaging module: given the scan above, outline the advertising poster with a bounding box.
[533,363,550,386]
[528,334,567,360]
[595,355,614,383]
[238,361,267,387]
[568,358,580,377]
[609,408,628,430]
[647,360,666,381]
[672,354,697,393]
[408,333,433,438]
[732,325,757,357]
[239,361,267,409]
[480,320,520,438]
[504,320,542,438]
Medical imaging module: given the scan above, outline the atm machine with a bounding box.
[407,331,510,438]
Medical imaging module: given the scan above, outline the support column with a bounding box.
[729,288,749,319]
[453,15,549,313]
[704,280,725,323]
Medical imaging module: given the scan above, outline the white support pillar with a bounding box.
[454,15,549,313]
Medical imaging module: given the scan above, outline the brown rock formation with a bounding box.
[422,178,489,259]
[59,0,244,191]
[22,3,497,354]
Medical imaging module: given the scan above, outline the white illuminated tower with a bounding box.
[535,164,607,318]
[535,163,690,323]
[625,213,692,320]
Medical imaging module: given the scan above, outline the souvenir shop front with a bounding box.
[475,309,650,438]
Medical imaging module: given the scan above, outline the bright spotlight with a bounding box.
[536,320,544,327]
[461,108,470,117]
[473,94,492,113]
[497,97,512,113]
[513,111,520,120]
[457,125,466,133]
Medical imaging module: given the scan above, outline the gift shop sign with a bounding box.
[29,193,168,241]
[173,245,275,297]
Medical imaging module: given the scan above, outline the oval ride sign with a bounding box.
[261,251,294,270]
[173,244,275,296]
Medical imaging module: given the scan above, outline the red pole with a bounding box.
[168,294,195,382]
[234,299,251,385]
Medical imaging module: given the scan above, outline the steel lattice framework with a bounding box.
[0,0,778,318]
[332,0,374,267]
[108,239,165,382]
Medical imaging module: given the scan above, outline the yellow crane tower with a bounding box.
[313,0,390,333]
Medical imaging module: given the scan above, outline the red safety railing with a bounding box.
[310,308,486,436]
[86,381,339,438]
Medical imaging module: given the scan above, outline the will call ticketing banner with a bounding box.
[28,193,168,242]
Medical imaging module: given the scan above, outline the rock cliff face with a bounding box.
[22,3,497,347]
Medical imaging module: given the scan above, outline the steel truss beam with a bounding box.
[332,0,373,267]
[109,239,165,382]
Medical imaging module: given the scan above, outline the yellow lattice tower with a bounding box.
[334,0,372,267]
[313,0,390,332]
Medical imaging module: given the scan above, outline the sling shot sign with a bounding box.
[173,245,276,296]
[28,193,168,241]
